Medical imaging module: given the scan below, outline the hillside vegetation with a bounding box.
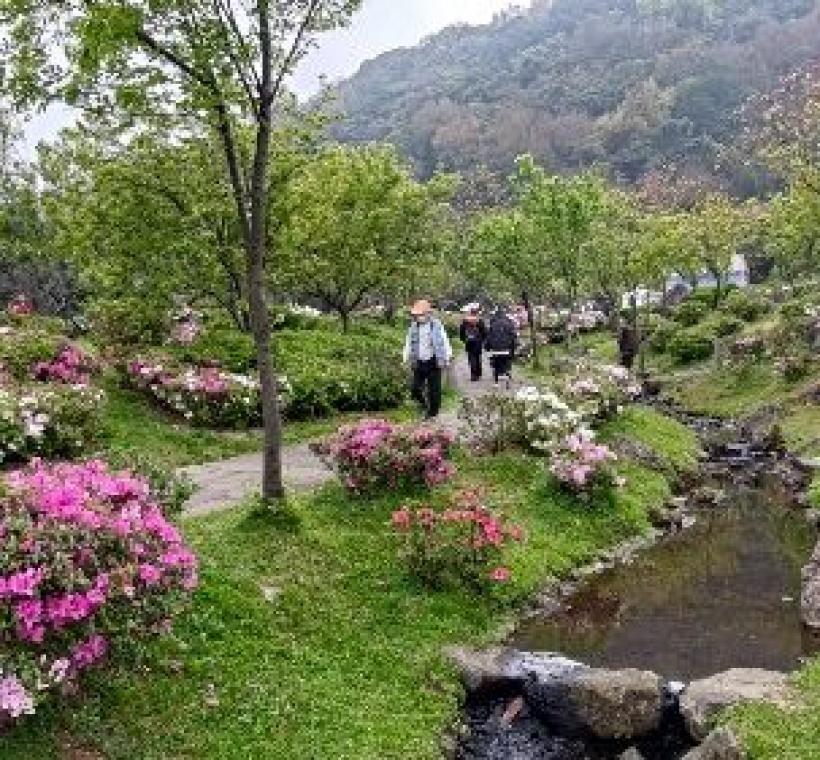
[331,0,820,194]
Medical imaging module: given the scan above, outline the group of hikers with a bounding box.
[402,298,643,420]
[402,300,518,419]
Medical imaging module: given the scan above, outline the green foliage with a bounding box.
[721,289,770,322]
[275,329,408,419]
[175,329,257,373]
[648,317,679,353]
[707,312,745,338]
[0,328,62,380]
[668,324,716,363]
[87,297,167,347]
[673,299,709,327]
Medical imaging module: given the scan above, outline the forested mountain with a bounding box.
[330,0,820,195]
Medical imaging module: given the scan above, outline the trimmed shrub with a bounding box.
[314,419,455,495]
[648,318,677,353]
[87,297,167,347]
[722,290,770,323]
[673,299,709,327]
[668,326,716,363]
[0,328,62,381]
[0,460,197,724]
[175,328,257,373]
[0,385,106,463]
[708,313,745,338]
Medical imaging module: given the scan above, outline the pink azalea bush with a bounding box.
[0,459,197,725]
[33,344,94,387]
[549,427,620,495]
[315,418,456,495]
[125,358,269,428]
[391,489,522,589]
[0,385,105,463]
[6,294,32,318]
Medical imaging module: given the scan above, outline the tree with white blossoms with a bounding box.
[0,0,362,501]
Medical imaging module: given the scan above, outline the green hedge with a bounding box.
[174,323,408,420]
[668,325,716,363]
[0,328,63,380]
[721,290,770,323]
[673,300,709,327]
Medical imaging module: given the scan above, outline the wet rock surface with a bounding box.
[680,727,744,760]
[800,540,820,633]
[525,667,663,740]
[678,668,792,741]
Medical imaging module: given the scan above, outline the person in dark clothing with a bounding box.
[618,319,639,369]
[459,307,487,381]
[484,308,518,385]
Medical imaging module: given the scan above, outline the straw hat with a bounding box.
[410,299,432,316]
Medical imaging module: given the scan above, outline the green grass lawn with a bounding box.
[1,419,691,759]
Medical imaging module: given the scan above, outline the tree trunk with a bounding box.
[248,0,284,503]
[340,308,350,333]
[522,291,539,368]
[712,269,722,308]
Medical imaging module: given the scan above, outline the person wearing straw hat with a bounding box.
[459,305,487,382]
[403,299,453,419]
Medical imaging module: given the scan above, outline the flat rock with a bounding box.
[618,749,645,760]
[679,669,792,741]
[681,727,744,760]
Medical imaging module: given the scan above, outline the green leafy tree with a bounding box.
[1,0,362,501]
[277,144,455,332]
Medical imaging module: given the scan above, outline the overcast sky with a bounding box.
[22,0,525,158]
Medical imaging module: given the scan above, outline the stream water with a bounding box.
[511,477,816,681]
[457,445,818,760]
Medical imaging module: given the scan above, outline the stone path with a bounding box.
[181,352,519,515]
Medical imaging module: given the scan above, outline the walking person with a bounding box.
[485,307,518,387]
[617,318,639,370]
[459,305,487,382]
[403,300,453,419]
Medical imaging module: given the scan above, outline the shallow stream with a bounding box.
[512,478,816,681]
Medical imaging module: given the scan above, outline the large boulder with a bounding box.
[679,669,792,741]
[681,727,744,760]
[525,666,664,740]
[801,540,820,634]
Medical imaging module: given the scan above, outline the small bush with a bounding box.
[175,328,257,373]
[33,343,95,386]
[87,297,167,347]
[0,460,197,724]
[673,300,709,327]
[391,489,522,589]
[722,290,770,322]
[549,428,620,496]
[708,313,744,338]
[0,385,106,463]
[668,326,716,364]
[458,393,528,453]
[648,318,677,353]
[314,419,455,495]
[0,328,62,381]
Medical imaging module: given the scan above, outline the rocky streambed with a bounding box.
[450,407,820,760]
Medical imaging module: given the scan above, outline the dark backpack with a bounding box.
[485,317,516,352]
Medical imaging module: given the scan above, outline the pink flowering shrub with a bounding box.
[125,358,268,428]
[315,418,456,495]
[391,490,522,589]
[549,428,621,496]
[0,459,197,725]
[6,294,32,318]
[33,343,94,387]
